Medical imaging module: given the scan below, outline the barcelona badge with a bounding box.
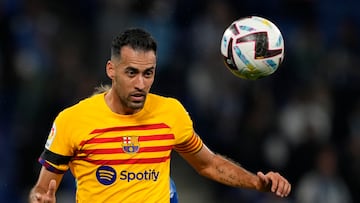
[122,136,140,153]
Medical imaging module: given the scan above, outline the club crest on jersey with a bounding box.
[122,136,139,153]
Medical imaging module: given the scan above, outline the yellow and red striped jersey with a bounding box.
[39,92,203,203]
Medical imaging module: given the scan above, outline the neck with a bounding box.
[104,89,138,115]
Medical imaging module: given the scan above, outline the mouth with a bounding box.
[130,92,146,102]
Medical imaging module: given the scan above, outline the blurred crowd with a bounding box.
[1,0,360,202]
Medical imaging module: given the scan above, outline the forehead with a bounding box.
[118,46,156,69]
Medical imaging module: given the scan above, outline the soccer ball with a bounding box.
[220,16,284,80]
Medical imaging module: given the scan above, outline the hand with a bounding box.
[257,171,291,197]
[30,179,57,203]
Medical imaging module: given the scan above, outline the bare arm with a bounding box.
[179,133,291,197]
[29,166,64,203]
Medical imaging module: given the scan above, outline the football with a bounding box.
[220,16,284,80]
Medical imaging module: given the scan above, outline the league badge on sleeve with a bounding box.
[45,123,56,149]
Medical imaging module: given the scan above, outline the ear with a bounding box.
[106,60,115,79]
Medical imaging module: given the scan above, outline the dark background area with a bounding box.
[1,0,360,202]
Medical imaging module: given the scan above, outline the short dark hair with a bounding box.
[111,28,157,58]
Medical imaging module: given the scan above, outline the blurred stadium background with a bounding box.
[1,0,360,202]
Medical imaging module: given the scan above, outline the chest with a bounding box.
[72,115,176,161]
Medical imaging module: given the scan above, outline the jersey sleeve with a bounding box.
[173,132,203,154]
[38,110,75,173]
[169,99,203,154]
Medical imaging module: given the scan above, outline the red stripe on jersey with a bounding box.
[80,137,122,146]
[80,145,173,154]
[77,156,170,165]
[140,145,173,152]
[89,123,170,134]
[80,134,174,146]
[139,134,174,141]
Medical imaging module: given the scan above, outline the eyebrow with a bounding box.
[126,66,155,71]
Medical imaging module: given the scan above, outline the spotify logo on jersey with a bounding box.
[96,166,117,185]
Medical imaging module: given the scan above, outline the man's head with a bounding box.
[106,28,157,114]
[111,28,157,59]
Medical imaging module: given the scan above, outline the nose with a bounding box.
[134,75,146,90]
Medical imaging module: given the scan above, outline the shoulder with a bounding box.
[147,93,185,110]
[146,94,192,123]
[147,93,179,102]
[58,93,103,118]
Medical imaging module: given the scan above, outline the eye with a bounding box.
[125,68,138,77]
[144,69,154,78]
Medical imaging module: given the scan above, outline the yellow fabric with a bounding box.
[43,93,203,203]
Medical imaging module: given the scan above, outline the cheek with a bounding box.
[113,75,123,89]
[115,75,134,90]
[146,78,154,88]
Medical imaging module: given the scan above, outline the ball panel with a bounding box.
[220,16,284,80]
[222,38,239,71]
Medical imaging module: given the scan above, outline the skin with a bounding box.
[29,45,291,203]
[105,46,156,115]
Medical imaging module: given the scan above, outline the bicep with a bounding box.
[178,141,216,174]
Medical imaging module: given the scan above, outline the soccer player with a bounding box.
[29,28,291,203]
